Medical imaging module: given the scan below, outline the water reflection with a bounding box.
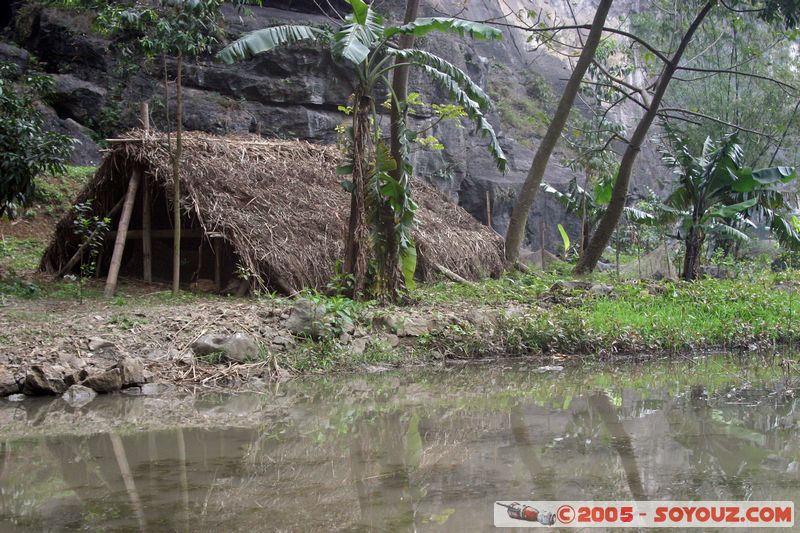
[0,357,798,532]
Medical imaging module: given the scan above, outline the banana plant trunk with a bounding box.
[384,0,420,300]
[344,93,373,298]
[682,224,704,281]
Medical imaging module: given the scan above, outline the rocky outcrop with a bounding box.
[51,73,107,123]
[0,367,20,396]
[23,365,80,395]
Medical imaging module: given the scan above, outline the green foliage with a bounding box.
[95,0,226,59]
[217,25,325,63]
[0,237,45,273]
[299,290,371,337]
[631,2,800,167]
[660,130,799,253]
[199,350,226,364]
[0,63,73,218]
[419,271,800,356]
[33,166,95,213]
[394,51,505,173]
[414,135,444,150]
[540,178,657,256]
[557,224,570,256]
[384,17,503,40]
[71,201,110,302]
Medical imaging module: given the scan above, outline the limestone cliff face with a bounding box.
[0,0,667,252]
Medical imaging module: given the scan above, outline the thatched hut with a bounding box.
[40,131,505,294]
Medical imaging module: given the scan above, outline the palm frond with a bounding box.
[540,182,579,213]
[388,48,490,110]
[415,64,505,171]
[385,17,502,41]
[218,25,327,63]
[706,222,750,243]
[770,213,800,251]
[623,206,657,225]
[333,8,384,65]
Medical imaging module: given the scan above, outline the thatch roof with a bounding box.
[41,131,505,291]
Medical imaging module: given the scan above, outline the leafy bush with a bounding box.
[0,62,73,218]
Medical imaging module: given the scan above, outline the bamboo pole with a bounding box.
[140,101,150,131]
[104,168,141,298]
[142,177,152,282]
[485,190,492,230]
[141,102,152,282]
[214,238,222,292]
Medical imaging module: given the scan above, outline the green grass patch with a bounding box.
[33,165,95,215]
[416,271,800,357]
[0,237,46,273]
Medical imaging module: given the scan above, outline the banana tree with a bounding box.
[218,0,506,299]
[660,132,798,280]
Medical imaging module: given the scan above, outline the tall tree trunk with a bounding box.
[504,0,613,263]
[574,2,715,274]
[381,0,421,300]
[172,51,183,295]
[344,92,373,298]
[683,224,704,281]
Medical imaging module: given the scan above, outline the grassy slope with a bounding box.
[0,165,95,296]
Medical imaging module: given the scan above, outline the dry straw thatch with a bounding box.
[41,131,505,291]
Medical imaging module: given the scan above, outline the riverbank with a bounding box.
[2,270,800,398]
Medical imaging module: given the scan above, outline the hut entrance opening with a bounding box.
[89,170,242,294]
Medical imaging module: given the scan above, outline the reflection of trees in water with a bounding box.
[1,384,798,531]
[662,385,800,500]
[508,394,647,503]
[349,412,419,532]
[586,394,647,501]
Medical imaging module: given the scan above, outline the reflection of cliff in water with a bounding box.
[0,366,798,532]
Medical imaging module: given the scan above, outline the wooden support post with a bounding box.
[142,177,152,282]
[104,168,141,298]
[539,215,546,270]
[485,190,492,230]
[141,101,152,282]
[140,102,149,131]
[214,237,222,292]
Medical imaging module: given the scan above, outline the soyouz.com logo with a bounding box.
[494,501,795,528]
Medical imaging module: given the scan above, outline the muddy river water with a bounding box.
[0,355,798,532]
